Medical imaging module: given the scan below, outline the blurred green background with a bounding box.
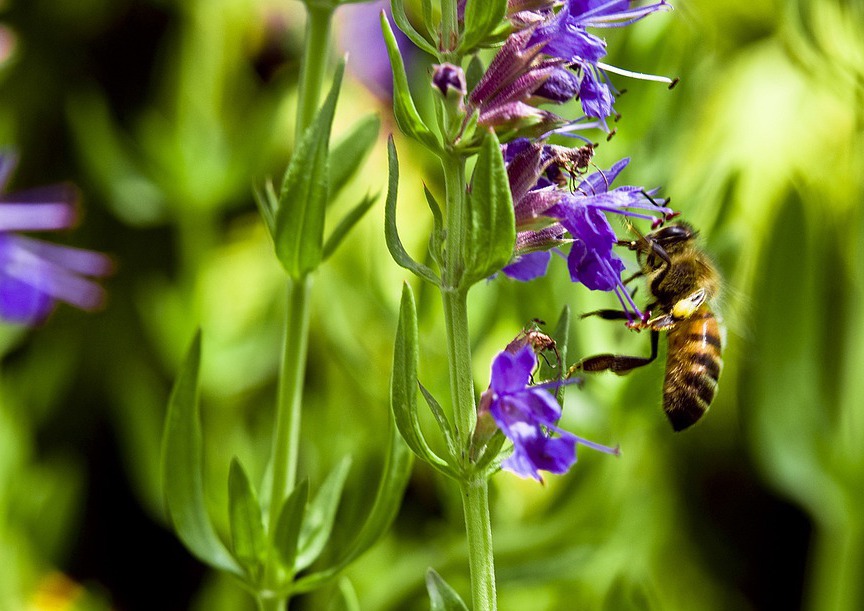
[0,0,862,609]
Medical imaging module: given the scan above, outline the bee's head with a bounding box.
[639,222,697,269]
[647,222,696,247]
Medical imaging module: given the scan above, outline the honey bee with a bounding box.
[573,222,724,431]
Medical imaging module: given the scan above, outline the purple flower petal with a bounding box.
[0,274,54,323]
[502,251,552,281]
[0,202,76,232]
[485,344,615,480]
[534,67,580,103]
[0,155,111,324]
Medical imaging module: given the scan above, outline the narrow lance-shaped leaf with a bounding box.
[552,305,570,403]
[426,569,469,611]
[253,179,277,236]
[384,138,440,285]
[293,412,414,594]
[390,283,453,473]
[459,0,507,54]
[424,185,445,268]
[390,0,438,57]
[227,458,267,579]
[329,578,361,611]
[419,382,458,461]
[462,129,516,287]
[296,457,353,571]
[273,61,345,279]
[380,12,440,153]
[161,333,241,576]
[273,480,309,574]
[328,114,380,200]
[322,192,379,261]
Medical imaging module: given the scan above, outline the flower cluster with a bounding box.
[500,137,675,320]
[478,341,618,481]
[0,153,112,325]
[465,0,673,137]
[457,2,677,478]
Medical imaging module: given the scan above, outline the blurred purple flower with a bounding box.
[484,344,618,481]
[0,153,112,325]
[337,0,413,100]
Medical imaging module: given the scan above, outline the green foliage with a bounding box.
[461,130,516,288]
[227,458,268,580]
[271,62,345,279]
[391,283,455,476]
[161,333,241,577]
[427,568,469,611]
[384,138,441,284]
[458,0,508,54]
[272,480,309,576]
[380,12,441,152]
[391,0,438,57]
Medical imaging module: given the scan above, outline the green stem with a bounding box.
[263,275,313,599]
[268,275,313,525]
[296,5,334,138]
[461,477,497,611]
[440,151,497,610]
[257,6,334,607]
[440,0,458,59]
[806,518,864,611]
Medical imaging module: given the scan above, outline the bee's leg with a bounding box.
[623,271,644,286]
[570,330,660,376]
[579,309,631,321]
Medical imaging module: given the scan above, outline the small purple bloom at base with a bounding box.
[486,344,618,481]
[502,251,551,281]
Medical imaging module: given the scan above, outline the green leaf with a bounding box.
[424,185,445,267]
[161,333,241,576]
[296,457,353,571]
[329,114,380,198]
[459,0,507,54]
[426,569,469,611]
[462,129,516,287]
[418,382,457,460]
[273,480,309,573]
[465,55,485,92]
[381,13,440,152]
[475,429,507,474]
[420,0,434,40]
[322,192,379,260]
[552,305,570,403]
[384,138,440,284]
[328,578,360,611]
[391,284,453,474]
[227,458,267,578]
[253,179,277,236]
[293,411,414,593]
[390,0,438,57]
[273,61,345,279]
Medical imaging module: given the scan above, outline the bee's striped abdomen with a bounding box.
[663,307,723,431]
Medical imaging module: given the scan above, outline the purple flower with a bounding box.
[484,344,618,481]
[466,29,568,134]
[527,0,673,123]
[547,157,674,319]
[498,139,675,320]
[0,153,112,325]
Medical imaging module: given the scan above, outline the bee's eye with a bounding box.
[649,224,693,246]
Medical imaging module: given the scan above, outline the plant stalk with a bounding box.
[296,5,334,136]
[440,151,497,610]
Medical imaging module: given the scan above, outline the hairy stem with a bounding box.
[441,151,497,610]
